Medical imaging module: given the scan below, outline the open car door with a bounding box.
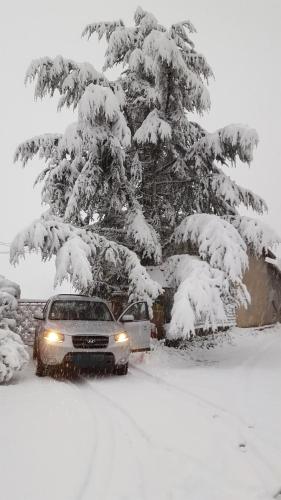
[118,302,151,352]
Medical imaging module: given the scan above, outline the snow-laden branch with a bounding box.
[142,30,210,113]
[163,255,239,339]
[14,134,62,166]
[25,56,107,109]
[10,215,162,309]
[227,216,281,256]
[169,215,252,337]
[171,20,197,37]
[211,170,267,214]
[126,208,162,263]
[104,27,135,70]
[134,7,159,29]
[143,30,187,70]
[189,124,259,164]
[79,84,120,122]
[82,20,125,42]
[79,84,131,147]
[134,109,171,144]
[174,214,248,281]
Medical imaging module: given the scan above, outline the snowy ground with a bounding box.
[1,326,281,500]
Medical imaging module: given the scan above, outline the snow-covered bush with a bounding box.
[0,276,29,383]
[11,7,280,338]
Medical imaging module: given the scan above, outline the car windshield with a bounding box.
[49,300,113,321]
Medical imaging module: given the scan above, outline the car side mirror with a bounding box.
[34,312,44,321]
[121,314,134,322]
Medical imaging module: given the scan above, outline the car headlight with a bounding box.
[43,330,64,344]
[114,332,129,343]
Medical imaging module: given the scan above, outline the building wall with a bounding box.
[237,256,281,327]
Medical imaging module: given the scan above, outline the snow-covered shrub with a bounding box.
[0,276,29,383]
[11,7,280,338]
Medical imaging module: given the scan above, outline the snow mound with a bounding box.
[0,276,29,384]
[0,327,29,384]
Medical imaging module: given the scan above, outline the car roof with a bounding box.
[48,294,106,303]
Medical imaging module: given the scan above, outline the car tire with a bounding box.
[114,362,128,376]
[36,354,48,377]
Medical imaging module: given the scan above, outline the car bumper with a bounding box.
[38,336,130,367]
[64,352,116,370]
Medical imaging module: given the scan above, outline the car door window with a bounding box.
[124,302,149,321]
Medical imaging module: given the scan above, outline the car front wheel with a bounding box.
[114,362,128,376]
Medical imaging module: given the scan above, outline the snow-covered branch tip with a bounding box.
[82,20,125,42]
[14,134,62,166]
[211,170,268,214]
[227,216,281,256]
[189,124,259,164]
[25,56,107,109]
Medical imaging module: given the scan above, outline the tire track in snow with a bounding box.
[62,376,120,500]
[62,379,104,500]
[84,372,234,499]
[232,332,281,495]
[81,376,148,500]
[131,354,281,496]
[130,363,247,421]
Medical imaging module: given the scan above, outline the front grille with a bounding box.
[72,335,109,349]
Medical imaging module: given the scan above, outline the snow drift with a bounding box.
[0,276,28,383]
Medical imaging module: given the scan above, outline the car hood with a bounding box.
[45,320,122,336]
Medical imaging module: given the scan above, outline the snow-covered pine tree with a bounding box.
[11,7,280,338]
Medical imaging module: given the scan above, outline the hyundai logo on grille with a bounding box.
[72,335,109,349]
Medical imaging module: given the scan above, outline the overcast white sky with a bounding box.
[1,0,280,298]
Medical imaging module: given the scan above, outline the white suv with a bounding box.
[33,294,151,377]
